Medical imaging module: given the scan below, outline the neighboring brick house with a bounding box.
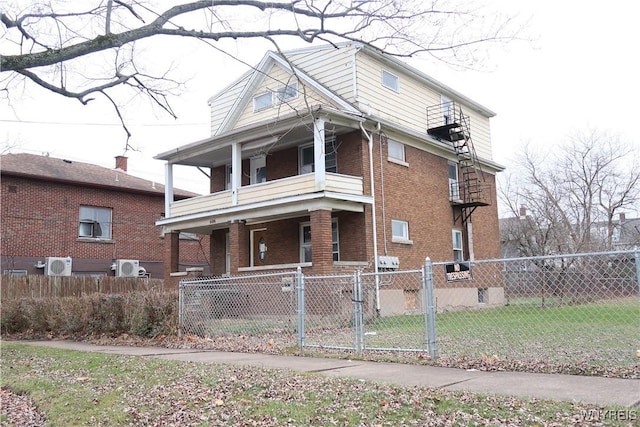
[156,43,503,303]
[1,153,210,278]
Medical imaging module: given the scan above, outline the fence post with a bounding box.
[296,267,305,350]
[635,251,640,297]
[423,257,438,359]
[178,281,184,337]
[353,269,365,352]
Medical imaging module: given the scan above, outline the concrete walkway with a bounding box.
[20,340,640,408]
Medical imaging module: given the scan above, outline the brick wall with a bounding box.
[1,176,209,278]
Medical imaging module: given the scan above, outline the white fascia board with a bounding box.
[217,52,275,134]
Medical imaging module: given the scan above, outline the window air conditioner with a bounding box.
[45,257,73,276]
[116,259,140,277]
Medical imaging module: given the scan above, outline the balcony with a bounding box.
[163,173,370,231]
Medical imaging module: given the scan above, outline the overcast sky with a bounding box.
[2,0,639,209]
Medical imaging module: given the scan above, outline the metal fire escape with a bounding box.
[426,101,491,226]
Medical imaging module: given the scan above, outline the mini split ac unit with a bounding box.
[45,257,72,276]
[116,259,140,277]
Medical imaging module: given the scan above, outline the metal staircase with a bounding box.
[426,101,491,225]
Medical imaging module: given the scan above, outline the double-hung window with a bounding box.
[79,206,112,239]
[452,229,464,261]
[299,137,337,174]
[387,140,406,163]
[300,219,339,263]
[448,162,460,201]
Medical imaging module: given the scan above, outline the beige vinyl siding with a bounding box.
[233,64,337,130]
[288,46,356,103]
[209,74,251,136]
[355,53,494,161]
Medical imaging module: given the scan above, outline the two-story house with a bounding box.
[156,42,503,284]
[1,153,210,278]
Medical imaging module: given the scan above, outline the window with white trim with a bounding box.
[299,137,337,174]
[79,206,112,239]
[391,219,410,243]
[382,70,399,91]
[448,162,460,201]
[274,82,298,103]
[387,140,405,162]
[253,92,272,111]
[300,219,339,263]
[452,229,464,261]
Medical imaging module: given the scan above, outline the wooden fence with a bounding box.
[1,275,169,299]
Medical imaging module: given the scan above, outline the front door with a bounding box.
[252,229,268,266]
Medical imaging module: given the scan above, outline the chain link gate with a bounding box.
[178,250,638,369]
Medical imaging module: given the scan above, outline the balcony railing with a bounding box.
[169,173,364,218]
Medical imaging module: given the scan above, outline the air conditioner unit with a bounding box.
[116,259,140,277]
[45,257,72,276]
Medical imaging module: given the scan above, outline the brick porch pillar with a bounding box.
[310,208,333,274]
[229,221,248,274]
[164,231,179,283]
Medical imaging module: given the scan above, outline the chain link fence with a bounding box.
[179,250,639,368]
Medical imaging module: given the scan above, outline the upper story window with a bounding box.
[79,206,112,239]
[275,82,298,103]
[253,92,273,111]
[382,70,399,91]
[452,229,464,261]
[225,164,232,190]
[391,219,411,244]
[448,162,460,201]
[299,137,337,174]
[441,94,454,125]
[387,140,406,163]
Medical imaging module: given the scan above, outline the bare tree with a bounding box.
[500,129,640,256]
[1,0,519,149]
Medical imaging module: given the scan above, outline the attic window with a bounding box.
[382,70,399,91]
[275,82,298,103]
[253,92,273,111]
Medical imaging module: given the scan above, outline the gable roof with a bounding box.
[0,153,196,198]
[215,50,360,135]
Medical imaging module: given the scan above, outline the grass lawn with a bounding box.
[1,342,632,426]
[350,299,640,366]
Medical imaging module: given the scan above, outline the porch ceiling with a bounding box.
[156,107,365,169]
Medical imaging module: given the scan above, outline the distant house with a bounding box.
[155,42,504,305]
[1,153,210,278]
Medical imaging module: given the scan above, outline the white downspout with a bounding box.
[360,121,380,311]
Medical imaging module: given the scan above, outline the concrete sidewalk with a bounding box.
[20,340,640,408]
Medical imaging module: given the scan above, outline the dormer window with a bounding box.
[382,70,399,91]
[253,92,273,111]
[275,82,298,103]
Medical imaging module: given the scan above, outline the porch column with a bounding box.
[231,142,241,206]
[309,208,333,274]
[313,118,326,190]
[229,220,248,273]
[164,231,179,283]
[164,162,174,217]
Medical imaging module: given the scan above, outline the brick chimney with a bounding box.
[619,212,626,224]
[115,155,128,172]
[519,205,527,218]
